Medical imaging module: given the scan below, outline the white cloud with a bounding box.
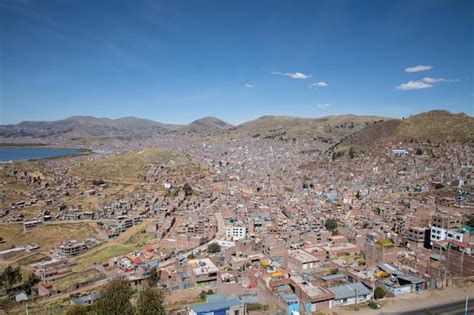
[396,80,433,90]
[272,71,312,79]
[309,81,329,88]
[244,83,254,88]
[316,103,331,108]
[421,77,460,84]
[405,65,433,73]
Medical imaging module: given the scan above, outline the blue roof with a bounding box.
[280,293,299,303]
[190,297,243,313]
[149,259,160,268]
[177,272,190,279]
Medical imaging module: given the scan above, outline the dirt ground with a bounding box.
[337,283,474,315]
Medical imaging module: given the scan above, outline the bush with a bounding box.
[324,219,338,231]
[368,301,380,309]
[374,287,386,300]
[247,303,269,311]
[207,242,221,253]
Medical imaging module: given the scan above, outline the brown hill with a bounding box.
[333,110,474,153]
[233,114,390,143]
[173,117,234,135]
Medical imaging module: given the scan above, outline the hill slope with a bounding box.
[233,114,390,143]
[68,147,204,183]
[333,110,474,152]
[174,116,234,135]
[0,116,179,141]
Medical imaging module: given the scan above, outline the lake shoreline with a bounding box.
[0,146,92,163]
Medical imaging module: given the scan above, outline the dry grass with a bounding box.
[234,114,389,141]
[0,222,99,251]
[335,110,474,153]
[68,147,203,183]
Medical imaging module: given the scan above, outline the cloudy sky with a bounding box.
[1,0,472,124]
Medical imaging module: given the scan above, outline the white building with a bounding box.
[226,226,247,240]
[430,226,465,245]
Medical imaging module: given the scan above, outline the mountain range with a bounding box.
[1,110,472,148]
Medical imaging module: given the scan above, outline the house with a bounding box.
[15,292,28,303]
[70,292,101,305]
[328,282,371,308]
[189,296,244,315]
[188,258,219,286]
[376,263,424,296]
[278,293,300,315]
[288,250,319,271]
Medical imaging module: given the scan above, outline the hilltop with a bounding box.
[233,114,390,143]
[332,110,474,154]
[174,116,234,135]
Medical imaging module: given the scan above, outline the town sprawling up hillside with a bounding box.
[0,110,473,314]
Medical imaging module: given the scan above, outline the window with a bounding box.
[234,310,240,315]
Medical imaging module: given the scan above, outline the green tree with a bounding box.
[466,216,474,228]
[207,242,221,254]
[94,277,134,315]
[147,267,160,287]
[135,288,165,315]
[199,290,207,301]
[324,219,338,231]
[182,183,193,196]
[21,273,38,295]
[374,287,386,300]
[0,265,22,292]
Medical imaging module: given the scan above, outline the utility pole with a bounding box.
[355,288,358,310]
[465,296,468,315]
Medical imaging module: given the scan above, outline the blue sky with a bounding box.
[1,0,473,125]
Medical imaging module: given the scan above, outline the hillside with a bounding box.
[174,116,234,135]
[332,110,474,153]
[233,114,390,143]
[68,147,204,183]
[0,116,180,141]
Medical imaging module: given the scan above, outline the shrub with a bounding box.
[374,287,386,300]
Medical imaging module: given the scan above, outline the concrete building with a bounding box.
[226,226,247,240]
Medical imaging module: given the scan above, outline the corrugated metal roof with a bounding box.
[329,282,371,300]
[320,273,346,281]
[280,293,299,303]
[397,274,424,284]
[190,297,243,313]
[377,263,399,275]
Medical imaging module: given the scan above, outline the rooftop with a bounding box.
[329,282,371,300]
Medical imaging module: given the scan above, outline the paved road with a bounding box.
[393,299,474,315]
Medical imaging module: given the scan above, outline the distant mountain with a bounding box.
[174,116,234,135]
[332,110,474,153]
[0,116,180,141]
[233,114,390,143]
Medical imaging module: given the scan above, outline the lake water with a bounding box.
[0,147,83,162]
